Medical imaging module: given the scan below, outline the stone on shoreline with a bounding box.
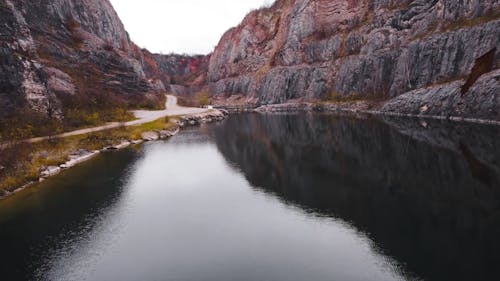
[60,150,99,169]
[105,141,131,150]
[179,110,228,127]
[141,131,160,141]
[159,127,180,139]
[255,101,500,126]
[40,166,61,178]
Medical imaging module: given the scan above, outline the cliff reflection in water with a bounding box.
[213,113,500,281]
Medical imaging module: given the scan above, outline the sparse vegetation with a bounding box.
[135,94,166,110]
[0,109,62,141]
[195,92,212,107]
[323,91,362,103]
[0,116,176,193]
[0,107,138,143]
[413,11,500,41]
[32,24,166,135]
[65,17,85,48]
[103,41,115,51]
[443,12,500,32]
[177,92,213,107]
[176,95,195,107]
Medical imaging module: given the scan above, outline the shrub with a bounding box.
[195,92,212,107]
[64,109,102,129]
[322,91,344,102]
[346,92,361,101]
[176,96,195,107]
[323,91,362,103]
[0,109,63,141]
[65,17,85,48]
[106,108,135,122]
[83,112,100,126]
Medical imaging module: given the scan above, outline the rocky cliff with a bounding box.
[208,0,500,120]
[0,0,165,124]
[2,0,498,124]
[141,50,210,95]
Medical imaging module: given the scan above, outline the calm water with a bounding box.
[0,113,499,281]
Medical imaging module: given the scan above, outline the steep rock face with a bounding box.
[159,54,210,95]
[152,54,209,82]
[208,0,500,120]
[0,0,60,118]
[141,52,210,95]
[0,0,164,120]
[382,69,500,120]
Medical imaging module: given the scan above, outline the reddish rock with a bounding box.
[207,0,500,120]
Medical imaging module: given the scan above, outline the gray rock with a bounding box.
[381,69,500,120]
[258,66,328,104]
[1,0,164,120]
[206,0,500,120]
[141,131,159,141]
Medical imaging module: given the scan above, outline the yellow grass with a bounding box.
[0,117,177,193]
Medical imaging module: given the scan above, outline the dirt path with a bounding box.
[9,95,209,145]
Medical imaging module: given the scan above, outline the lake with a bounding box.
[0,113,499,281]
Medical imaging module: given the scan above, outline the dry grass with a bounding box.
[322,91,363,103]
[177,92,213,108]
[0,117,177,193]
[443,12,500,32]
[0,107,138,142]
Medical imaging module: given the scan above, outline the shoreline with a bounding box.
[2,102,498,201]
[0,110,228,201]
[0,95,209,150]
[215,102,500,126]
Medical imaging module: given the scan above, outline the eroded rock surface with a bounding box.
[208,0,500,120]
[0,0,165,120]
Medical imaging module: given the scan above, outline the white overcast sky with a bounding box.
[109,0,273,55]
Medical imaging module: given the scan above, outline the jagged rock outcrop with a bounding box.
[382,69,500,120]
[0,0,165,121]
[0,0,61,118]
[153,53,209,85]
[208,0,500,120]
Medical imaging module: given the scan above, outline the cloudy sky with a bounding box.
[110,0,273,55]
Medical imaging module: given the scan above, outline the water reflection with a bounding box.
[212,113,500,281]
[0,114,498,281]
[0,150,140,281]
[44,129,411,281]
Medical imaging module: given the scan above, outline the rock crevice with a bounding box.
[207,0,500,120]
